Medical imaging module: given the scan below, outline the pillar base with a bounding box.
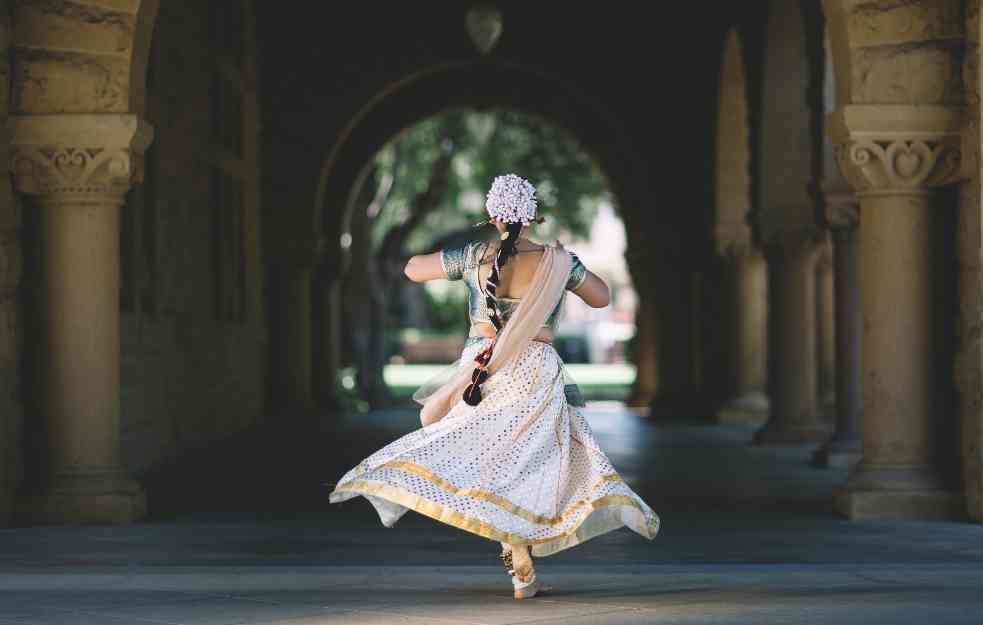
[18,467,146,525]
[834,464,964,520]
[835,489,963,520]
[716,391,770,426]
[811,434,862,469]
[753,419,831,446]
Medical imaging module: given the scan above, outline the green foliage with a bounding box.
[423,283,470,334]
[356,106,611,356]
[371,108,610,253]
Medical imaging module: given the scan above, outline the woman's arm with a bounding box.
[572,270,610,308]
[404,251,448,283]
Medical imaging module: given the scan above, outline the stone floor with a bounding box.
[3,403,983,624]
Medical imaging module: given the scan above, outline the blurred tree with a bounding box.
[342,107,609,406]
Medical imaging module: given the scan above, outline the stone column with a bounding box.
[275,237,322,415]
[627,280,659,410]
[315,240,349,411]
[717,249,769,423]
[754,231,830,445]
[10,114,152,524]
[828,105,964,519]
[316,272,343,408]
[648,262,701,418]
[816,238,836,415]
[813,195,863,468]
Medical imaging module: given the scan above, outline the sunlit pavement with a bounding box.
[3,403,983,624]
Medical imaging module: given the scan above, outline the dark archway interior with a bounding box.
[6,0,970,531]
[138,1,825,522]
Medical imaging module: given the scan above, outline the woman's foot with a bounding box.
[506,544,551,599]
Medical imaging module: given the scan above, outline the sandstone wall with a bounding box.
[0,0,265,524]
[117,0,265,476]
[959,0,983,522]
[0,0,21,525]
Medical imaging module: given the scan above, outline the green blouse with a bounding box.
[440,239,588,332]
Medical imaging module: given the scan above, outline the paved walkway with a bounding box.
[3,404,983,624]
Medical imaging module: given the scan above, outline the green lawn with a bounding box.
[383,363,636,401]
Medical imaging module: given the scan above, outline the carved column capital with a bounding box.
[834,136,961,193]
[8,114,154,202]
[827,105,967,196]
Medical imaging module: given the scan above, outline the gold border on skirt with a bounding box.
[332,478,659,550]
[371,459,622,526]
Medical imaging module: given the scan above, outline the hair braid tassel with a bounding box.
[463,222,523,406]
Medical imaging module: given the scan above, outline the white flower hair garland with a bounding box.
[485,174,538,225]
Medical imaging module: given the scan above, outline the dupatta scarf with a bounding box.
[415,243,574,426]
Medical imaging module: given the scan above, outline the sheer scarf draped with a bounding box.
[415,244,574,426]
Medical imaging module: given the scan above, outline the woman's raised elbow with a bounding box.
[578,274,610,308]
[404,256,424,282]
[403,251,445,283]
[590,284,611,308]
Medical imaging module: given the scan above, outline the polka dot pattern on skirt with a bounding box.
[329,339,660,556]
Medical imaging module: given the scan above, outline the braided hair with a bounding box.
[462,221,524,406]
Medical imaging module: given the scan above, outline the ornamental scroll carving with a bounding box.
[6,114,153,200]
[10,146,143,197]
[834,136,962,193]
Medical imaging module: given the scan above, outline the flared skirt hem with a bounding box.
[329,479,660,557]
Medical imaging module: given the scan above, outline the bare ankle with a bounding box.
[508,544,534,581]
[513,561,534,582]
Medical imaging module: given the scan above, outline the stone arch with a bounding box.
[10,0,160,114]
[314,61,641,253]
[279,60,653,412]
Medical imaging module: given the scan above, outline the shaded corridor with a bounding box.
[2,407,982,624]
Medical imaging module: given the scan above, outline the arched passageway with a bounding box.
[324,107,627,411]
[0,0,980,535]
[299,65,645,416]
[4,3,983,621]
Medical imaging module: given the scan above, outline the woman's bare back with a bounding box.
[476,241,545,300]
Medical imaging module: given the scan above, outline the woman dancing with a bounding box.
[329,174,659,599]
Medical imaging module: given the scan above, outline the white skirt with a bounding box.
[328,337,660,557]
